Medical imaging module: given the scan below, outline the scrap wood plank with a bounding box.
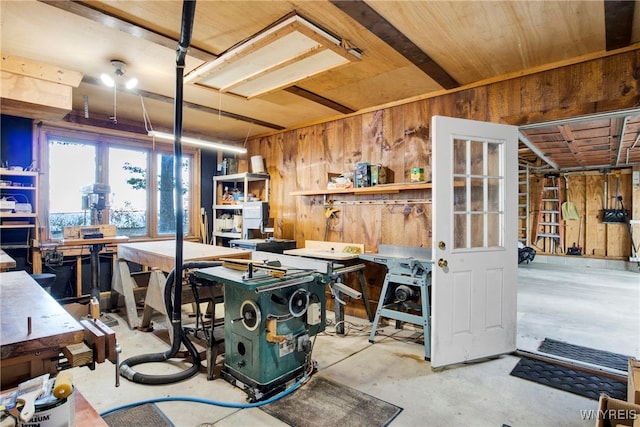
[80,319,105,363]
[92,319,117,363]
[62,342,93,367]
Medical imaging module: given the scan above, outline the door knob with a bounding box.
[437,258,448,268]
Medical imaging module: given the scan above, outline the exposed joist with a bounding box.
[604,0,635,51]
[518,131,559,170]
[82,75,285,132]
[284,86,355,114]
[329,0,459,90]
[41,0,217,62]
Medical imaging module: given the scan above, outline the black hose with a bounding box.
[172,0,196,326]
[118,0,202,386]
[119,261,221,385]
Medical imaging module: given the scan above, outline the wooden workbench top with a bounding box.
[117,240,251,272]
[283,240,364,261]
[0,249,16,271]
[0,271,84,359]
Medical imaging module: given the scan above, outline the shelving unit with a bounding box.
[213,172,269,245]
[0,170,39,250]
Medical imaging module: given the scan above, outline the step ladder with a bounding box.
[535,174,564,253]
[518,164,530,246]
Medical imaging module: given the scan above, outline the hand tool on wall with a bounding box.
[567,216,583,256]
[561,174,579,220]
[324,202,339,240]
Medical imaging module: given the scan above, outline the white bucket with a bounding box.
[19,388,75,427]
[251,156,265,174]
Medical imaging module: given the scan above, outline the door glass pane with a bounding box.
[453,212,467,249]
[470,178,484,212]
[453,139,466,175]
[454,177,466,212]
[487,142,500,176]
[109,147,148,236]
[488,178,500,212]
[471,213,484,247]
[487,213,500,247]
[157,154,191,234]
[48,140,96,239]
[470,140,484,175]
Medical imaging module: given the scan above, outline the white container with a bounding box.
[251,156,265,174]
[19,388,75,427]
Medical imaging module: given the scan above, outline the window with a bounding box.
[109,146,148,236]
[48,140,97,237]
[42,125,199,240]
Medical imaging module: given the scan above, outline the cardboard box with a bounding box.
[630,359,640,405]
[596,394,640,427]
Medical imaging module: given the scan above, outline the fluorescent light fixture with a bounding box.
[148,130,247,154]
[184,14,360,99]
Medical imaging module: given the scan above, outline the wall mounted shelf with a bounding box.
[290,182,432,196]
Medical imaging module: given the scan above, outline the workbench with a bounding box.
[110,240,251,329]
[284,240,373,333]
[0,271,85,389]
[0,248,16,271]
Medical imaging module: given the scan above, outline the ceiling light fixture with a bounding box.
[100,59,138,124]
[148,130,247,154]
[184,13,361,99]
[100,59,138,89]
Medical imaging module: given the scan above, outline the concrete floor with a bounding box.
[69,261,639,427]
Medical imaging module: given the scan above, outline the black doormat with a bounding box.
[103,402,174,427]
[538,338,631,372]
[510,357,627,401]
[260,375,402,427]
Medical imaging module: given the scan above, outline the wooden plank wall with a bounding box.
[528,171,633,257]
[245,49,640,318]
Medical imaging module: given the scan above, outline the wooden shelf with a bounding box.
[290,182,432,196]
[0,213,37,218]
[0,170,38,177]
[0,185,36,191]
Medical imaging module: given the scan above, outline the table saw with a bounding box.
[359,244,433,360]
[194,251,332,401]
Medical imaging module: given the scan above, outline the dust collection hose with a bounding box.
[118,0,200,386]
[118,261,222,384]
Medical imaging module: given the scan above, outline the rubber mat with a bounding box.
[103,403,174,427]
[260,375,402,427]
[538,338,631,372]
[510,357,627,401]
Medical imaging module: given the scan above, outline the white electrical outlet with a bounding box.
[307,302,321,326]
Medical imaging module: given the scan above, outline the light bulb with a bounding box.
[100,74,115,87]
[125,78,138,90]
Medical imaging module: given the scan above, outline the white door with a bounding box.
[431,116,518,368]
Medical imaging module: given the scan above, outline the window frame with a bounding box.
[36,122,201,242]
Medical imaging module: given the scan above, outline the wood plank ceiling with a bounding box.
[1,0,639,171]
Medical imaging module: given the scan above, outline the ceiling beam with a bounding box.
[82,75,285,132]
[284,86,355,114]
[329,0,459,90]
[604,0,635,51]
[41,0,217,62]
